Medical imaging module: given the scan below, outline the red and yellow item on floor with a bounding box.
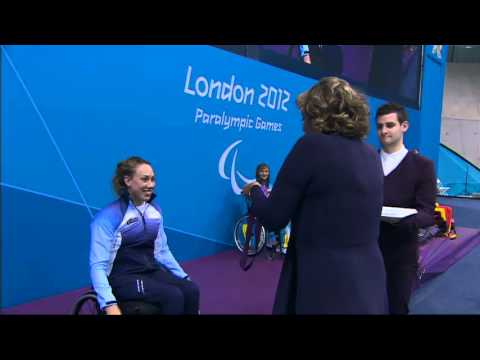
[434,202,457,240]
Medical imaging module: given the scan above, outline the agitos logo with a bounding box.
[218,140,256,195]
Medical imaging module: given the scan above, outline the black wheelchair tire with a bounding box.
[233,215,266,255]
[72,293,102,315]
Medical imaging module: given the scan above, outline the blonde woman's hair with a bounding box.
[296,76,370,139]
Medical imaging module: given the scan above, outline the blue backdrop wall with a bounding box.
[0,45,447,308]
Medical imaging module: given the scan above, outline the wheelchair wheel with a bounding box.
[72,292,102,315]
[233,215,266,255]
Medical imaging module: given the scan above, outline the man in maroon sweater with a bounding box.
[376,103,437,314]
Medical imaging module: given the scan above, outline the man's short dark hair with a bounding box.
[375,103,408,124]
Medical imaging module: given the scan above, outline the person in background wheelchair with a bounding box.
[243,163,290,259]
[256,164,290,256]
[89,156,200,315]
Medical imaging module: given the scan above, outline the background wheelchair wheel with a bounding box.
[233,215,266,255]
[72,293,102,315]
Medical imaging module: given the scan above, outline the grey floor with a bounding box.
[411,197,480,314]
[411,233,480,314]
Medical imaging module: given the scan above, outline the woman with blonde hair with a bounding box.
[243,77,387,314]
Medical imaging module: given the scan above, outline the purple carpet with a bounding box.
[0,287,91,315]
[2,227,479,315]
[415,227,480,289]
[0,251,283,315]
[182,251,283,314]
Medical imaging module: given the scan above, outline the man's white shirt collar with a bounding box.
[380,146,408,176]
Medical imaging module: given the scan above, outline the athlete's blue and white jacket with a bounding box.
[89,194,188,309]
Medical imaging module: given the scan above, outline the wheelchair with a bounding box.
[72,288,162,315]
[233,212,290,259]
[72,289,102,315]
